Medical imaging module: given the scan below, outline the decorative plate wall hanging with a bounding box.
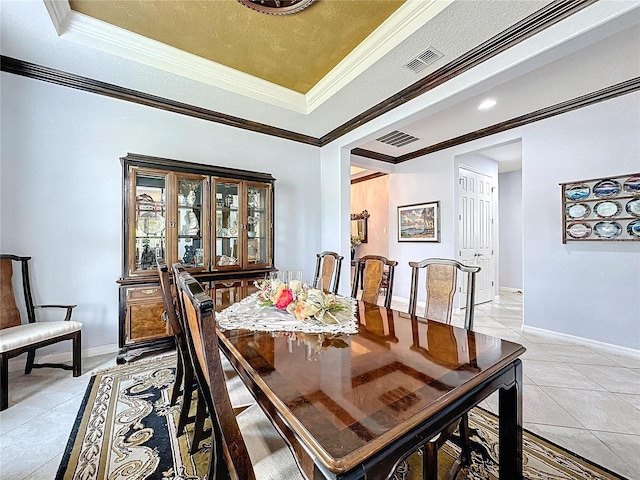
[560,173,640,242]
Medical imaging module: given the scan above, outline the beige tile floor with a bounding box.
[0,290,638,479]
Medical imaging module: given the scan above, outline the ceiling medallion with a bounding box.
[236,0,315,15]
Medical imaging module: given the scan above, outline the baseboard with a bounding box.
[7,343,119,373]
[500,286,523,293]
[521,325,640,357]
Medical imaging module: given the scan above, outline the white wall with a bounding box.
[383,93,640,349]
[522,92,640,349]
[350,175,389,259]
[0,72,322,352]
[499,170,523,290]
[388,155,457,301]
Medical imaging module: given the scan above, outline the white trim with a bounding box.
[306,0,453,113]
[42,0,452,114]
[42,0,70,35]
[7,343,118,373]
[521,325,640,357]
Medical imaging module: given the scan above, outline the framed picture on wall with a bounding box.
[398,201,440,242]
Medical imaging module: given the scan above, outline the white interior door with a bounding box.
[459,167,494,305]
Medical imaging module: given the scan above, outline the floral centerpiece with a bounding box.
[254,278,352,324]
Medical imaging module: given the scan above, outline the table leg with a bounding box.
[499,358,523,479]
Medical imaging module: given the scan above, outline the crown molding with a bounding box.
[351,172,387,185]
[353,77,640,164]
[42,0,70,34]
[5,54,635,161]
[350,148,398,164]
[318,0,599,146]
[42,0,307,113]
[305,0,453,113]
[42,0,448,115]
[0,55,319,146]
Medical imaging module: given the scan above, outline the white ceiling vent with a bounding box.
[404,47,443,73]
[376,130,420,148]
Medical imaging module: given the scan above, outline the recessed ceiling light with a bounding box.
[478,99,497,111]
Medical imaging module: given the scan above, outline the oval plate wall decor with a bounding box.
[627,220,640,238]
[566,203,590,219]
[593,221,622,239]
[593,201,621,218]
[566,223,591,239]
[623,176,640,195]
[626,198,640,217]
[565,184,590,201]
[592,179,621,198]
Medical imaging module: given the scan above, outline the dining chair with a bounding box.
[157,259,198,439]
[408,257,480,329]
[162,258,255,454]
[313,251,343,294]
[351,255,398,308]
[407,257,481,480]
[170,263,255,454]
[1,254,82,411]
[176,269,304,480]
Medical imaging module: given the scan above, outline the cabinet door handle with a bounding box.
[140,288,158,295]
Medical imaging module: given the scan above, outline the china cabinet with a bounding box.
[117,153,275,362]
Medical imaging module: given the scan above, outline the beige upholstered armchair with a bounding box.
[0,254,82,410]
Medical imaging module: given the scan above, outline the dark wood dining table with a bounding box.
[217,300,525,479]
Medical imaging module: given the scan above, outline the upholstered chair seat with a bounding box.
[0,321,82,353]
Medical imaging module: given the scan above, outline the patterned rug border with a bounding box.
[56,353,631,480]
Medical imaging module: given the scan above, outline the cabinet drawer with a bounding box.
[126,286,162,302]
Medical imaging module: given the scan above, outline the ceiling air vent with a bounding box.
[404,47,443,73]
[376,130,419,148]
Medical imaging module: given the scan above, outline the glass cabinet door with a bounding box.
[214,179,242,269]
[175,174,208,270]
[246,182,272,268]
[129,168,168,276]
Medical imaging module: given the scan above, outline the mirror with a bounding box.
[351,210,370,243]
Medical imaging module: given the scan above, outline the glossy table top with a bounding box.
[218,301,525,474]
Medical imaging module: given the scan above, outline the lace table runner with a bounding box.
[216,293,358,335]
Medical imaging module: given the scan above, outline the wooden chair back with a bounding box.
[408,258,480,329]
[1,255,35,329]
[313,251,343,294]
[176,269,256,480]
[157,259,183,338]
[351,255,398,308]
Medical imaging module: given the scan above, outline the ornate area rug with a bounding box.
[56,354,630,480]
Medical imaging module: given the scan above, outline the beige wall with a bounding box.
[350,175,389,259]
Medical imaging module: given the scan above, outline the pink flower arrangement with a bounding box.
[274,288,293,309]
[255,278,351,323]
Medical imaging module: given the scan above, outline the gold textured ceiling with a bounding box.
[69,0,405,94]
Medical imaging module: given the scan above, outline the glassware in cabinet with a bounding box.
[174,174,208,270]
[214,179,242,268]
[245,182,272,268]
[129,168,168,276]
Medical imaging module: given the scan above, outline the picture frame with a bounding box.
[398,201,440,242]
